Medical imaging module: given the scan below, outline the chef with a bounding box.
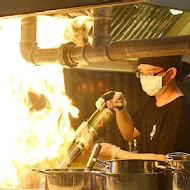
[95,55,190,161]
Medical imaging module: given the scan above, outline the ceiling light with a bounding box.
[169,9,183,15]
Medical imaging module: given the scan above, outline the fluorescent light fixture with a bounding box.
[169,9,183,15]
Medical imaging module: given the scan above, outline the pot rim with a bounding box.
[38,168,101,174]
[104,159,166,163]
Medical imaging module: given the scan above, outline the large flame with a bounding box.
[0,15,91,189]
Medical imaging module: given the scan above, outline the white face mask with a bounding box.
[140,70,170,96]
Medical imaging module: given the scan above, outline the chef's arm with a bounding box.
[97,143,166,162]
[115,148,166,162]
[95,91,140,140]
[115,108,140,140]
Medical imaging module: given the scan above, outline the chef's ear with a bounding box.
[169,67,177,79]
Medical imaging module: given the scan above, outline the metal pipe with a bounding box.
[70,42,113,63]
[92,7,112,47]
[20,16,38,63]
[108,35,190,59]
[20,14,190,68]
[20,16,77,67]
[70,7,113,64]
[71,35,190,63]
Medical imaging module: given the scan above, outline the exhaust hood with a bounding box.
[0,0,146,17]
[147,0,190,11]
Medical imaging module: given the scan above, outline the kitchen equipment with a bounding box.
[58,107,113,168]
[96,159,166,190]
[95,159,166,174]
[33,168,102,190]
[165,152,190,190]
[166,152,190,170]
[101,172,165,190]
[59,91,115,168]
[32,144,103,190]
[85,143,102,172]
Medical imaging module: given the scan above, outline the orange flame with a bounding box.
[0,15,92,189]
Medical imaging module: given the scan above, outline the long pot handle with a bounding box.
[32,168,53,176]
[85,143,102,172]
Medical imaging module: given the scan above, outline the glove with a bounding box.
[88,143,121,159]
[96,91,127,111]
[95,91,115,110]
[111,145,121,159]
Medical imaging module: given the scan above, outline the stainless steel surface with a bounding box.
[33,160,166,190]
[165,169,190,190]
[165,152,190,190]
[102,173,165,190]
[167,152,190,170]
[85,143,102,172]
[33,168,102,190]
[96,159,166,190]
[96,159,166,173]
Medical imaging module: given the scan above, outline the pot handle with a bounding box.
[94,159,109,172]
[85,143,102,172]
[91,170,119,181]
[32,168,53,176]
[156,165,190,177]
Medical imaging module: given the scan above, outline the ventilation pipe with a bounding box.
[20,9,190,68]
[20,16,77,67]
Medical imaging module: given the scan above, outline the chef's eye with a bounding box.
[136,71,154,78]
[136,70,165,79]
[28,91,50,112]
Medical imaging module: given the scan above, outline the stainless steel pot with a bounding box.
[96,159,166,190]
[167,152,190,170]
[102,172,165,190]
[96,159,166,174]
[33,168,103,190]
[165,152,190,190]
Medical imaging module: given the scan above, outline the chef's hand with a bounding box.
[96,91,127,111]
[88,143,121,159]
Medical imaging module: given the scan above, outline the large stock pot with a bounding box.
[96,159,166,190]
[33,168,103,190]
[165,152,190,190]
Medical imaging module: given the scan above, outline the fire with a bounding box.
[0,14,92,189]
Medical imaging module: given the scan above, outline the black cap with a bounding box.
[138,55,190,82]
[138,55,182,70]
